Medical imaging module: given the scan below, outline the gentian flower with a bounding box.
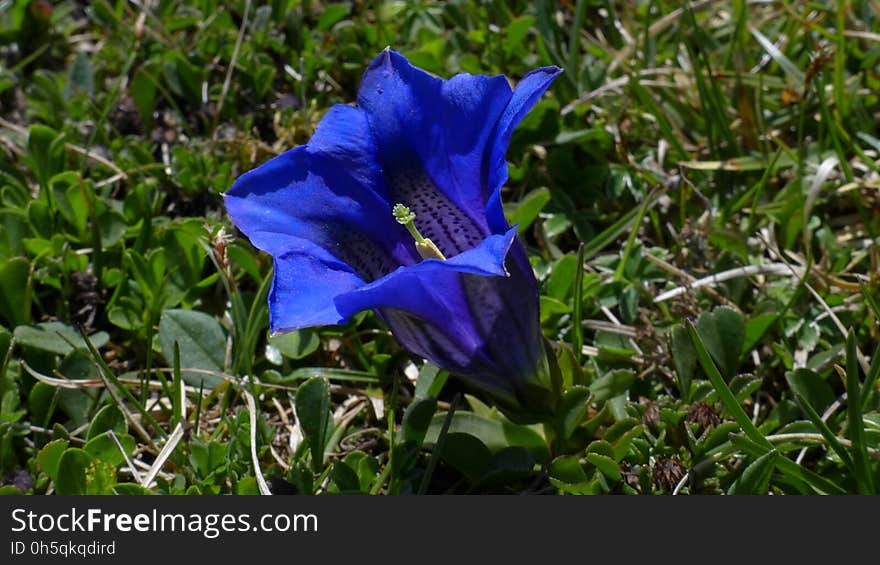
[224,50,562,422]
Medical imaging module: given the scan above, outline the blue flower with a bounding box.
[225,50,562,421]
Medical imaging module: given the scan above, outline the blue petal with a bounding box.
[269,240,364,333]
[455,237,543,383]
[333,227,518,368]
[485,66,563,232]
[357,50,514,255]
[335,227,518,316]
[224,104,416,279]
[225,104,426,331]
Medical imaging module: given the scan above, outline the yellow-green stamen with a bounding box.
[392,203,446,261]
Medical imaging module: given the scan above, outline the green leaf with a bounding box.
[670,325,696,400]
[36,439,68,482]
[414,362,448,400]
[438,433,492,481]
[189,440,227,479]
[401,398,437,446]
[295,377,332,471]
[556,386,590,440]
[424,412,549,463]
[549,456,595,494]
[268,330,320,360]
[504,15,535,53]
[86,404,127,440]
[589,370,635,402]
[164,220,206,277]
[343,452,379,492]
[0,257,31,326]
[480,447,535,485]
[158,309,226,387]
[728,450,778,494]
[540,296,571,319]
[786,368,834,414]
[107,300,142,331]
[113,484,154,495]
[508,187,551,233]
[27,125,66,190]
[546,254,578,300]
[130,66,157,131]
[700,422,740,455]
[556,342,584,390]
[744,315,776,356]
[316,3,350,31]
[0,326,10,362]
[618,284,640,324]
[66,50,93,96]
[87,0,120,28]
[0,209,29,260]
[708,229,750,259]
[28,384,77,429]
[586,452,621,482]
[695,307,744,380]
[730,375,762,403]
[84,432,135,468]
[595,330,636,357]
[26,200,53,239]
[98,209,126,247]
[55,448,93,495]
[50,173,88,236]
[162,50,203,100]
[331,460,361,493]
[14,322,109,356]
[610,422,644,460]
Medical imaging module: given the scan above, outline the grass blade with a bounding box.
[581,192,658,262]
[77,326,165,441]
[172,341,184,428]
[727,449,778,495]
[729,434,846,495]
[862,343,880,411]
[749,25,804,89]
[613,189,654,282]
[572,242,585,364]
[418,393,461,495]
[791,395,854,474]
[685,320,772,450]
[845,330,874,494]
[566,0,587,88]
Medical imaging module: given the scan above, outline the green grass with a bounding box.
[0,0,878,495]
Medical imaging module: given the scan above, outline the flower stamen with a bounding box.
[392,203,446,261]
